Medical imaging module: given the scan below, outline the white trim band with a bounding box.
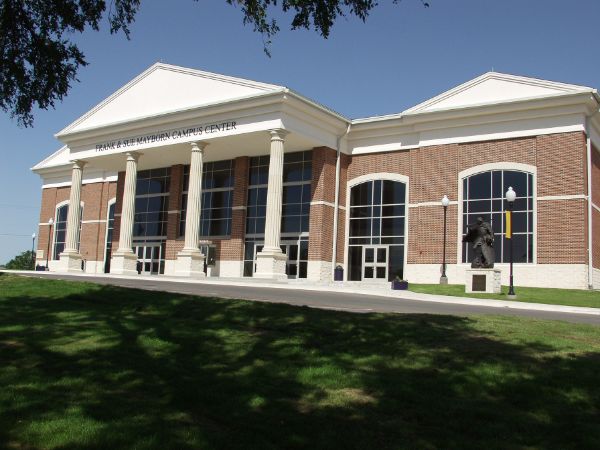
[409,200,459,208]
[537,194,588,201]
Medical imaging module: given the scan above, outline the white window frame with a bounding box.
[53,200,85,260]
[102,198,117,271]
[457,162,537,265]
[344,173,410,281]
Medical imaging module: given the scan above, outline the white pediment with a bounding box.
[59,63,284,135]
[32,145,71,170]
[405,72,593,114]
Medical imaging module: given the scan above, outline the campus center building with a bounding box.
[33,63,600,289]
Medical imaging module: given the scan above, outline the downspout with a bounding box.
[585,116,594,289]
[331,123,351,279]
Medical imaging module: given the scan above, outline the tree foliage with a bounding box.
[0,0,140,127]
[5,250,35,270]
[0,0,428,127]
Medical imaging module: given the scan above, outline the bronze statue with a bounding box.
[463,216,495,268]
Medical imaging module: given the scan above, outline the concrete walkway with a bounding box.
[4,270,599,325]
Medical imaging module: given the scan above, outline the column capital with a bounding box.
[190,141,209,152]
[70,159,86,170]
[268,129,290,142]
[126,151,141,162]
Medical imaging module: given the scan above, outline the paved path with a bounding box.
[9,271,600,325]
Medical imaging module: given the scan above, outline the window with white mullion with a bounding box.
[245,150,312,237]
[179,160,234,238]
[462,169,534,264]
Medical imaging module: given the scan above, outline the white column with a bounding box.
[255,129,289,280]
[57,160,85,272]
[176,141,208,277]
[111,152,140,275]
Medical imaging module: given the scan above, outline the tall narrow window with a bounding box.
[104,202,115,273]
[180,160,234,237]
[462,170,534,263]
[134,168,170,240]
[53,203,83,259]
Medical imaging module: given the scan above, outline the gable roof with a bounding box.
[403,71,594,114]
[57,63,286,136]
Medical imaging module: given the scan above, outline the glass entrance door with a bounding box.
[362,246,388,281]
[281,243,299,278]
[247,239,308,278]
[134,244,163,275]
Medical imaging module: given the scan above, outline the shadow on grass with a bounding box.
[0,275,599,449]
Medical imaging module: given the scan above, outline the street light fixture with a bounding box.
[440,195,450,284]
[505,186,517,299]
[46,218,54,271]
[31,233,36,270]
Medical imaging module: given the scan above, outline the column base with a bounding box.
[110,251,138,275]
[175,250,206,277]
[254,250,287,280]
[56,251,84,273]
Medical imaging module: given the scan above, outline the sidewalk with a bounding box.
[4,269,600,317]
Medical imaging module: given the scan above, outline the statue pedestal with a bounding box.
[465,268,501,294]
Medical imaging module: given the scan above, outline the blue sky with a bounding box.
[1,0,599,263]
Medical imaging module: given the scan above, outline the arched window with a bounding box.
[348,179,406,281]
[461,169,534,263]
[53,203,83,260]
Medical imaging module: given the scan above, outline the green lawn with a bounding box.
[409,283,600,308]
[1,273,599,450]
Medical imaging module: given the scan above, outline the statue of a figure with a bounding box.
[463,216,495,268]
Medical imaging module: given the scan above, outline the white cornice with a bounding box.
[351,91,597,130]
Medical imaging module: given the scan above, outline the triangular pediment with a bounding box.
[32,145,71,170]
[59,63,284,135]
[405,72,593,114]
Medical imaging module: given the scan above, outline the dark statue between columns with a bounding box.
[463,216,495,268]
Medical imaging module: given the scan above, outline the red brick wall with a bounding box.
[165,165,184,260]
[592,144,600,269]
[537,132,587,197]
[339,132,588,265]
[309,147,337,262]
[221,156,249,261]
[336,153,351,265]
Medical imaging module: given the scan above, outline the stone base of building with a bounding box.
[254,250,287,280]
[307,260,332,281]
[174,250,206,277]
[110,251,138,275]
[404,263,591,290]
[218,260,244,278]
[593,267,600,290]
[465,268,502,294]
[56,251,84,273]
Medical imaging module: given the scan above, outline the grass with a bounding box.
[409,283,600,308]
[1,273,599,449]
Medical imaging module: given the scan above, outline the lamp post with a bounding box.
[440,195,450,284]
[505,186,517,299]
[46,218,53,271]
[31,233,36,270]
